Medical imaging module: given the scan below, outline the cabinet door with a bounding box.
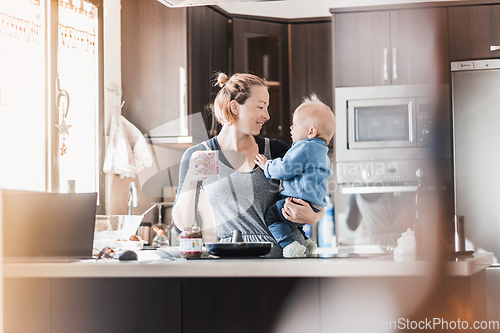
[390,8,450,85]
[188,7,229,137]
[290,21,333,111]
[232,18,290,144]
[335,11,391,87]
[449,4,500,61]
[181,278,301,333]
[4,278,52,333]
[121,0,187,135]
[51,278,181,333]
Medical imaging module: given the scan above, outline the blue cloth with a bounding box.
[266,195,320,248]
[263,138,332,207]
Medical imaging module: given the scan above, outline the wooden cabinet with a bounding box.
[449,4,500,61]
[290,21,333,111]
[182,278,300,333]
[121,0,188,135]
[4,278,182,333]
[121,2,332,145]
[121,2,231,139]
[335,7,449,87]
[4,277,299,333]
[232,18,290,144]
[188,7,230,137]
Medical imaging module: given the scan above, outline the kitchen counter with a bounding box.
[4,251,494,333]
[3,251,493,278]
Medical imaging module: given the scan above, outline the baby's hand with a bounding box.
[254,154,268,170]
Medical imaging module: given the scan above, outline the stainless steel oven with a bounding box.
[335,84,451,188]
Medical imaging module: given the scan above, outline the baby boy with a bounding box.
[255,95,336,257]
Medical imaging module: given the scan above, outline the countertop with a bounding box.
[2,250,493,279]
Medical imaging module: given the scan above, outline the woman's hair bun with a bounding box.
[217,72,229,88]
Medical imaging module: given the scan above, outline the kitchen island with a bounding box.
[3,251,493,278]
[3,252,493,333]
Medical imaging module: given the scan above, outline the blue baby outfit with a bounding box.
[263,138,333,250]
[264,138,332,207]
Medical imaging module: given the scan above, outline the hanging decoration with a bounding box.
[0,12,41,44]
[55,79,71,156]
[1,0,96,53]
[59,24,95,53]
[59,0,96,19]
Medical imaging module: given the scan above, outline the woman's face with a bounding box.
[232,85,270,136]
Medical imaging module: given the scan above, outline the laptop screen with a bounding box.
[2,189,97,259]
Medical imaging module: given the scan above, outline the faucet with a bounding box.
[127,182,139,215]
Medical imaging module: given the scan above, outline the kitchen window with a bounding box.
[0,0,103,209]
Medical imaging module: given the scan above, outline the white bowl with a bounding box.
[94,215,144,240]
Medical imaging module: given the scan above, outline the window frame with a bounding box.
[45,0,105,213]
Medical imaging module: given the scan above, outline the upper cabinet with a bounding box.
[448,4,500,61]
[232,18,290,144]
[188,7,230,137]
[120,1,332,145]
[290,21,333,111]
[121,2,230,138]
[335,7,449,87]
[121,0,187,135]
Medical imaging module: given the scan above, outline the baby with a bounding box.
[255,95,336,257]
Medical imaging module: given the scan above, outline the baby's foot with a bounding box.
[305,239,318,254]
[283,241,306,258]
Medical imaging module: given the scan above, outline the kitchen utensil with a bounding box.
[232,230,243,242]
[205,242,273,257]
[137,222,151,245]
[206,230,272,257]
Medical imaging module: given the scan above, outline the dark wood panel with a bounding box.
[335,11,391,87]
[232,18,290,144]
[121,0,187,134]
[392,8,450,84]
[290,22,333,113]
[306,23,333,109]
[181,278,300,333]
[4,278,51,333]
[51,278,181,333]
[188,6,229,137]
[449,4,500,61]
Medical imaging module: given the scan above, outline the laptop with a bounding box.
[2,189,97,262]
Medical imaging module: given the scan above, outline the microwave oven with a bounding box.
[335,84,451,185]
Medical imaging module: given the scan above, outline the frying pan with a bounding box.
[205,230,273,257]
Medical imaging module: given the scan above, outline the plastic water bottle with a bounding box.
[302,224,312,238]
[319,195,335,247]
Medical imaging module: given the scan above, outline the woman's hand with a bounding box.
[187,152,210,182]
[282,197,325,225]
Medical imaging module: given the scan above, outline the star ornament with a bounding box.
[55,118,72,135]
[60,142,67,156]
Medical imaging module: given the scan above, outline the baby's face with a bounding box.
[290,110,311,143]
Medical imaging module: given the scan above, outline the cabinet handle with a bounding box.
[491,46,500,52]
[383,48,389,81]
[392,47,398,80]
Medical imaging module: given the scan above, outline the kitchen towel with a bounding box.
[103,115,153,178]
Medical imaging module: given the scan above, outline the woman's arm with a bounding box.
[172,147,210,231]
[282,197,325,225]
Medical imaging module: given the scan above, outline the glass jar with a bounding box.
[180,226,203,258]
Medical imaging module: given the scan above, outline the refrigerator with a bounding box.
[452,59,500,259]
[451,59,500,321]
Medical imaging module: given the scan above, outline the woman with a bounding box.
[172,73,324,257]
